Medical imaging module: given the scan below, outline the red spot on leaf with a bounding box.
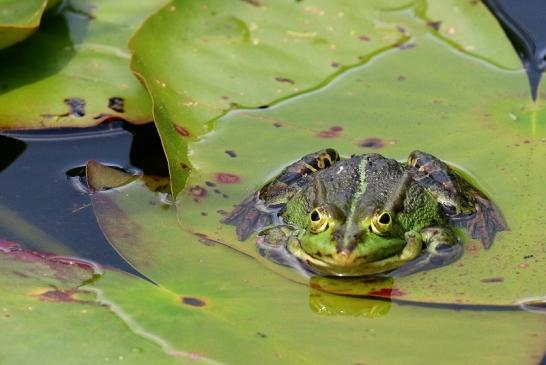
[368,288,406,297]
[0,240,18,252]
[317,126,343,138]
[174,124,191,137]
[215,173,241,184]
[189,185,208,199]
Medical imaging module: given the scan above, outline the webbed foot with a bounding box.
[221,193,278,241]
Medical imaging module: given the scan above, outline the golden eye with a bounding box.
[309,207,329,233]
[371,211,392,235]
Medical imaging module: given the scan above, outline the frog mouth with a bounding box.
[286,238,421,277]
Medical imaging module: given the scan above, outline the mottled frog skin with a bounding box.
[223,150,507,277]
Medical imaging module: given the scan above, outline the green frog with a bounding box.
[222,149,507,277]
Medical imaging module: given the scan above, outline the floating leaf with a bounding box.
[0,0,167,130]
[0,0,60,50]
[0,241,191,363]
[87,172,546,364]
[129,0,545,304]
[130,0,522,196]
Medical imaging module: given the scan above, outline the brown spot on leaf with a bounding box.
[64,98,85,117]
[317,126,343,138]
[108,97,125,113]
[174,124,191,137]
[398,75,407,81]
[215,173,241,184]
[359,138,384,149]
[181,296,206,307]
[275,77,295,84]
[273,122,282,128]
[241,0,260,6]
[358,35,370,41]
[480,277,504,283]
[205,181,216,187]
[225,150,237,158]
[37,289,86,303]
[189,186,208,199]
[180,163,189,169]
[193,233,219,246]
[331,62,340,68]
[427,21,442,30]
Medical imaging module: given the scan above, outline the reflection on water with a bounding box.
[309,286,391,318]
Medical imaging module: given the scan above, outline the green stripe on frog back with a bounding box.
[342,157,368,249]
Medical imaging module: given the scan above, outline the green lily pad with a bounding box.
[0,0,167,130]
[130,0,544,304]
[0,0,60,50]
[130,0,521,196]
[87,170,546,364]
[0,240,179,364]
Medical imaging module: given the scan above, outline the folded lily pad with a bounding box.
[130,0,522,196]
[0,0,167,130]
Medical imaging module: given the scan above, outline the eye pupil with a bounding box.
[379,213,390,224]
[311,210,320,221]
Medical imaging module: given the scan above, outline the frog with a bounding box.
[222,149,507,277]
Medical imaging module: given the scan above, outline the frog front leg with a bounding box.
[222,148,340,241]
[388,227,462,277]
[256,225,303,268]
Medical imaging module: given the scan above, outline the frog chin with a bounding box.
[287,237,414,277]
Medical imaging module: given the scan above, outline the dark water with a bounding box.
[484,0,546,99]
[1,0,544,273]
[0,122,167,273]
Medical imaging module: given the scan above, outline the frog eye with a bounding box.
[371,212,392,235]
[440,201,457,215]
[309,207,329,233]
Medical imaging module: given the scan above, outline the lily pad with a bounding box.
[0,241,179,364]
[0,0,59,50]
[130,0,545,304]
[130,0,522,196]
[85,170,545,364]
[0,0,167,130]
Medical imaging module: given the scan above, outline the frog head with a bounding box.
[285,204,410,276]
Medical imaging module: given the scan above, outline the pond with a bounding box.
[0,1,545,364]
